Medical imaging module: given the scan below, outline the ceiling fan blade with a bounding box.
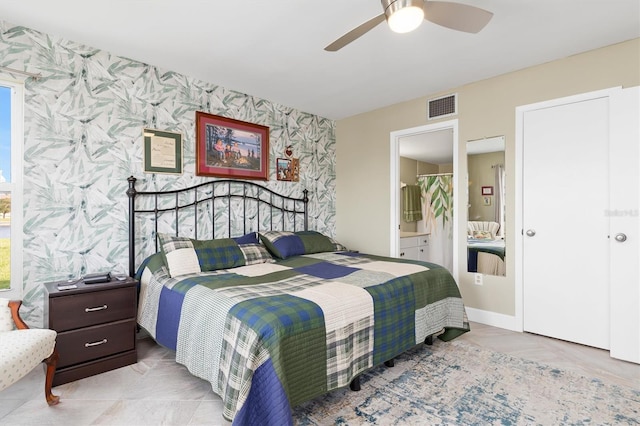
[325,13,386,52]
[424,1,493,33]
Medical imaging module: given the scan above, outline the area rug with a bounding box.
[292,340,639,425]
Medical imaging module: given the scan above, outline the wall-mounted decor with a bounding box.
[483,196,492,206]
[277,145,300,181]
[481,186,494,195]
[143,128,183,175]
[291,158,300,181]
[277,158,291,181]
[276,158,300,181]
[195,111,269,180]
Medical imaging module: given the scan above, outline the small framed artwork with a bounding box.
[195,111,269,180]
[276,158,292,181]
[291,158,300,182]
[143,129,183,175]
[483,196,492,206]
[276,158,300,182]
[481,186,494,195]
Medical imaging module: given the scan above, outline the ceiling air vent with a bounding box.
[427,94,457,120]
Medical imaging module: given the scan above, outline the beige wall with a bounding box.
[468,151,504,222]
[336,38,640,316]
[417,161,440,175]
[438,163,453,174]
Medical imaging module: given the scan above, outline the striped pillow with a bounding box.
[238,243,275,265]
[158,233,273,277]
[157,234,202,277]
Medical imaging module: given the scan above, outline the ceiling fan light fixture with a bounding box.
[383,0,425,33]
[325,0,490,52]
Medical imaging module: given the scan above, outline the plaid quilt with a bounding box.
[137,251,469,426]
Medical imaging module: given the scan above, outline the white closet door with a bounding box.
[609,87,640,363]
[522,96,610,349]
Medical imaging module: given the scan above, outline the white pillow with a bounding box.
[158,233,202,277]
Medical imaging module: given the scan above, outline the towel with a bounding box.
[402,185,422,222]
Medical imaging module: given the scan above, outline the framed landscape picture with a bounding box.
[195,112,269,180]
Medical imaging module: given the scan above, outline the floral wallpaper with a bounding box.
[0,21,336,325]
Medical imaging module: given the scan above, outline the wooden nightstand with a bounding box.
[44,277,138,386]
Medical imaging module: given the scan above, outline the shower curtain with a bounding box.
[417,174,453,273]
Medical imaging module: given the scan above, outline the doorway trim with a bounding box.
[389,119,459,283]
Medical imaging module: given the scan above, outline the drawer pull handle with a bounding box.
[85,338,108,348]
[85,304,108,313]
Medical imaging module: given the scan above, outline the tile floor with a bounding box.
[0,336,230,426]
[1,322,638,425]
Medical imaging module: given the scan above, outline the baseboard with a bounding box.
[466,307,522,332]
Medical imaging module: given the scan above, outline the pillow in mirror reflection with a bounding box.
[472,230,493,239]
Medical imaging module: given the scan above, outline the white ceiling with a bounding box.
[399,129,453,164]
[398,130,506,164]
[0,1,638,120]
[467,135,505,155]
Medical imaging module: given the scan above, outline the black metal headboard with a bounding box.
[127,176,309,276]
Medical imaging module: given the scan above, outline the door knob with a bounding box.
[525,229,536,237]
[614,233,627,242]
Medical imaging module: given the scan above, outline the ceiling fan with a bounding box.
[325,0,493,51]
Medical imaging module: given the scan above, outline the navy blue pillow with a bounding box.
[233,232,259,245]
[259,231,342,259]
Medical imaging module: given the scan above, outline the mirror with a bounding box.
[398,128,455,274]
[467,136,506,276]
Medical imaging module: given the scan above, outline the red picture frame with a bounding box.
[195,111,269,180]
[481,186,494,195]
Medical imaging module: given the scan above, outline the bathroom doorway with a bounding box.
[389,119,459,281]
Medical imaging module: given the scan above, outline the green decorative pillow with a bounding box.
[191,238,246,271]
[158,233,273,277]
[259,230,347,259]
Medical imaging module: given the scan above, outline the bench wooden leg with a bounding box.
[44,349,60,406]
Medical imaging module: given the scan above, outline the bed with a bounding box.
[467,239,506,276]
[127,177,470,425]
[467,221,506,276]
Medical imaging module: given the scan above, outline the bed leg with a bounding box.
[384,359,394,367]
[425,335,434,346]
[349,376,361,391]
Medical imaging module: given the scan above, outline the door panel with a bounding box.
[523,97,610,349]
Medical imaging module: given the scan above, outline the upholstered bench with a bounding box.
[0,298,59,405]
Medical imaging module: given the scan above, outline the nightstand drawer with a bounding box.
[56,319,136,368]
[49,287,136,331]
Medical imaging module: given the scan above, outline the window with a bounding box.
[0,79,23,298]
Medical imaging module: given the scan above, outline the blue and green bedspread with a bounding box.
[137,251,469,425]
